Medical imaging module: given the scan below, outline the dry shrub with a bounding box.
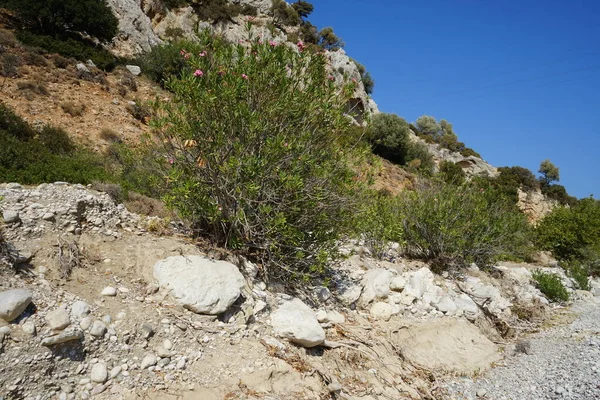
[17,81,50,96]
[53,54,70,69]
[125,192,169,218]
[56,236,82,279]
[61,101,86,117]
[0,29,17,47]
[91,182,123,203]
[23,52,48,67]
[0,226,18,268]
[142,217,171,235]
[120,73,137,92]
[1,53,21,77]
[99,128,121,143]
[117,85,127,97]
[125,102,151,122]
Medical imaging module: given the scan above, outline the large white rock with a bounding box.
[0,289,32,322]
[271,298,325,347]
[404,268,435,298]
[359,269,392,305]
[370,302,393,321]
[153,255,245,315]
[434,296,457,314]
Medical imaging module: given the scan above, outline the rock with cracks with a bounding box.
[271,298,326,347]
[153,255,245,315]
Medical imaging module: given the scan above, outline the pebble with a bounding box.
[141,354,157,369]
[89,321,107,337]
[46,308,71,330]
[90,363,108,383]
[80,316,93,331]
[163,339,173,350]
[22,320,36,335]
[71,301,91,319]
[101,287,117,296]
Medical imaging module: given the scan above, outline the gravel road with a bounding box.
[444,297,600,400]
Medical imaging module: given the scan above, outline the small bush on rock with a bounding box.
[366,113,411,164]
[438,160,466,185]
[532,270,569,302]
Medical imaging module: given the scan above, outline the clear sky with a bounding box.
[309,0,600,199]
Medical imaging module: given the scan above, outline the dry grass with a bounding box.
[17,81,49,96]
[91,182,123,203]
[99,128,121,143]
[61,101,86,117]
[125,192,169,218]
[56,236,83,279]
[0,29,16,47]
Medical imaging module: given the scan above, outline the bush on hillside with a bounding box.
[541,183,577,206]
[405,141,435,176]
[535,197,600,264]
[355,191,404,258]
[149,33,368,284]
[460,147,481,158]
[352,60,375,95]
[291,1,314,19]
[438,160,466,185]
[136,42,186,86]
[366,113,411,164]
[400,182,532,271]
[0,103,109,184]
[271,0,301,26]
[317,27,344,51]
[5,0,118,41]
[16,32,117,70]
[532,270,569,302]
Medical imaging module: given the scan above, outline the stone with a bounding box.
[76,63,90,73]
[22,320,36,335]
[46,308,70,330]
[359,269,393,305]
[315,287,332,302]
[153,255,245,315]
[41,329,84,346]
[140,323,154,339]
[125,65,141,75]
[0,325,11,335]
[476,389,487,397]
[338,283,362,305]
[89,321,107,337]
[3,210,20,224]
[42,213,55,221]
[0,289,32,322]
[404,268,436,298]
[434,296,457,314]
[80,316,93,331]
[163,339,173,350]
[101,287,117,296]
[454,293,479,316]
[370,302,393,321]
[109,366,122,379]
[390,276,407,291]
[105,0,162,57]
[71,301,91,319]
[91,363,108,383]
[141,354,157,369]
[271,298,326,347]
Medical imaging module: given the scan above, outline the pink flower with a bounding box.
[194,69,204,77]
[258,40,263,45]
[241,74,249,80]
[283,142,289,147]
[328,75,335,81]
[199,51,206,57]
[239,39,245,44]
[351,78,357,83]
[180,49,186,56]
[168,157,174,165]
[184,53,190,60]
[297,41,306,51]
[269,40,277,47]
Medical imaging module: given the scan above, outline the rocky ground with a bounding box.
[444,298,600,400]
[1,182,599,400]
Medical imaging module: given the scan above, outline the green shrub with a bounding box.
[317,27,344,51]
[541,183,576,206]
[460,147,481,158]
[366,113,411,164]
[6,0,118,42]
[563,261,590,291]
[355,191,404,258]
[291,1,314,19]
[481,166,540,203]
[150,33,368,284]
[405,141,434,176]
[0,103,110,185]
[532,270,569,302]
[136,42,186,86]
[535,198,600,263]
[1,53,21,77]
[438,160,465,185]
[399,182,532,271]
[16,31,117,70]
[352,60,375,95]
[0,29,17,47]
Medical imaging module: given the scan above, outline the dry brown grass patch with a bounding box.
[61,101,86,117]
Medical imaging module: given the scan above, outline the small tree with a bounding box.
[538,159,560,186]
[415,115,441,138]
[291,1,314,19]
[271,0,301,26]
[318,27,344,51]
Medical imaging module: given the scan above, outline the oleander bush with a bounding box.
[532,270,569,302]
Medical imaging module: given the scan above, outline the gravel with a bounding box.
[444,298,600,400]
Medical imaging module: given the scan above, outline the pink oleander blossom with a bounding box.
[269,40,277,47]
[199,51,206,57]
[194,70,204,77]
[241,74,249,80]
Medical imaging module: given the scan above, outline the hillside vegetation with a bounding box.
[0,0,599,293]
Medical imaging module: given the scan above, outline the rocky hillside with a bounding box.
[1,182,598,399]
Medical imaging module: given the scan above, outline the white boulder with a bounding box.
[0,289,32,322]
[153,255,245,315]
[359,269,392,305]
[271,298,325,347]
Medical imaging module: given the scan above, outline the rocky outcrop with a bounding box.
[517,188,558,224]
[106,0,162,57]
[153,255,246,314]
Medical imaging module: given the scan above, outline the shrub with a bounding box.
[52,54,70,69]
[99,128,121,143]
[291,1,314,19]
[17,81,50,96]
[0,103,35,140]
[352,60,375,95]
[136,42,186,86]
[0,29,17,47]
[194,0,257,21]
[535,197,600,263]
[1,53,21,77]
[61,102,86,117]
[125,192,170,218]
[150,33,368,284]
[355,191,404,258]
[37,125,76,154]
[366,113,411,164]
[563,261,590,291]
[271,0,301,26]
[16,32,117,71]
[538,159,559,186]
[5,0,118,42]
[483,166,539,203]
[400,182,532,271]
[317,27,344,51]
[460,147,481,158]
[415,115,441,137]
[23,52,48,67]
[91,182,123,203]
[438,160,465,185]
[541,183,576,206]
[532,270,569,302]
[405,141,434,176]
[125,101,151,122]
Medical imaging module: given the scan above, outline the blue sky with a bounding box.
[309,0,600,198]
